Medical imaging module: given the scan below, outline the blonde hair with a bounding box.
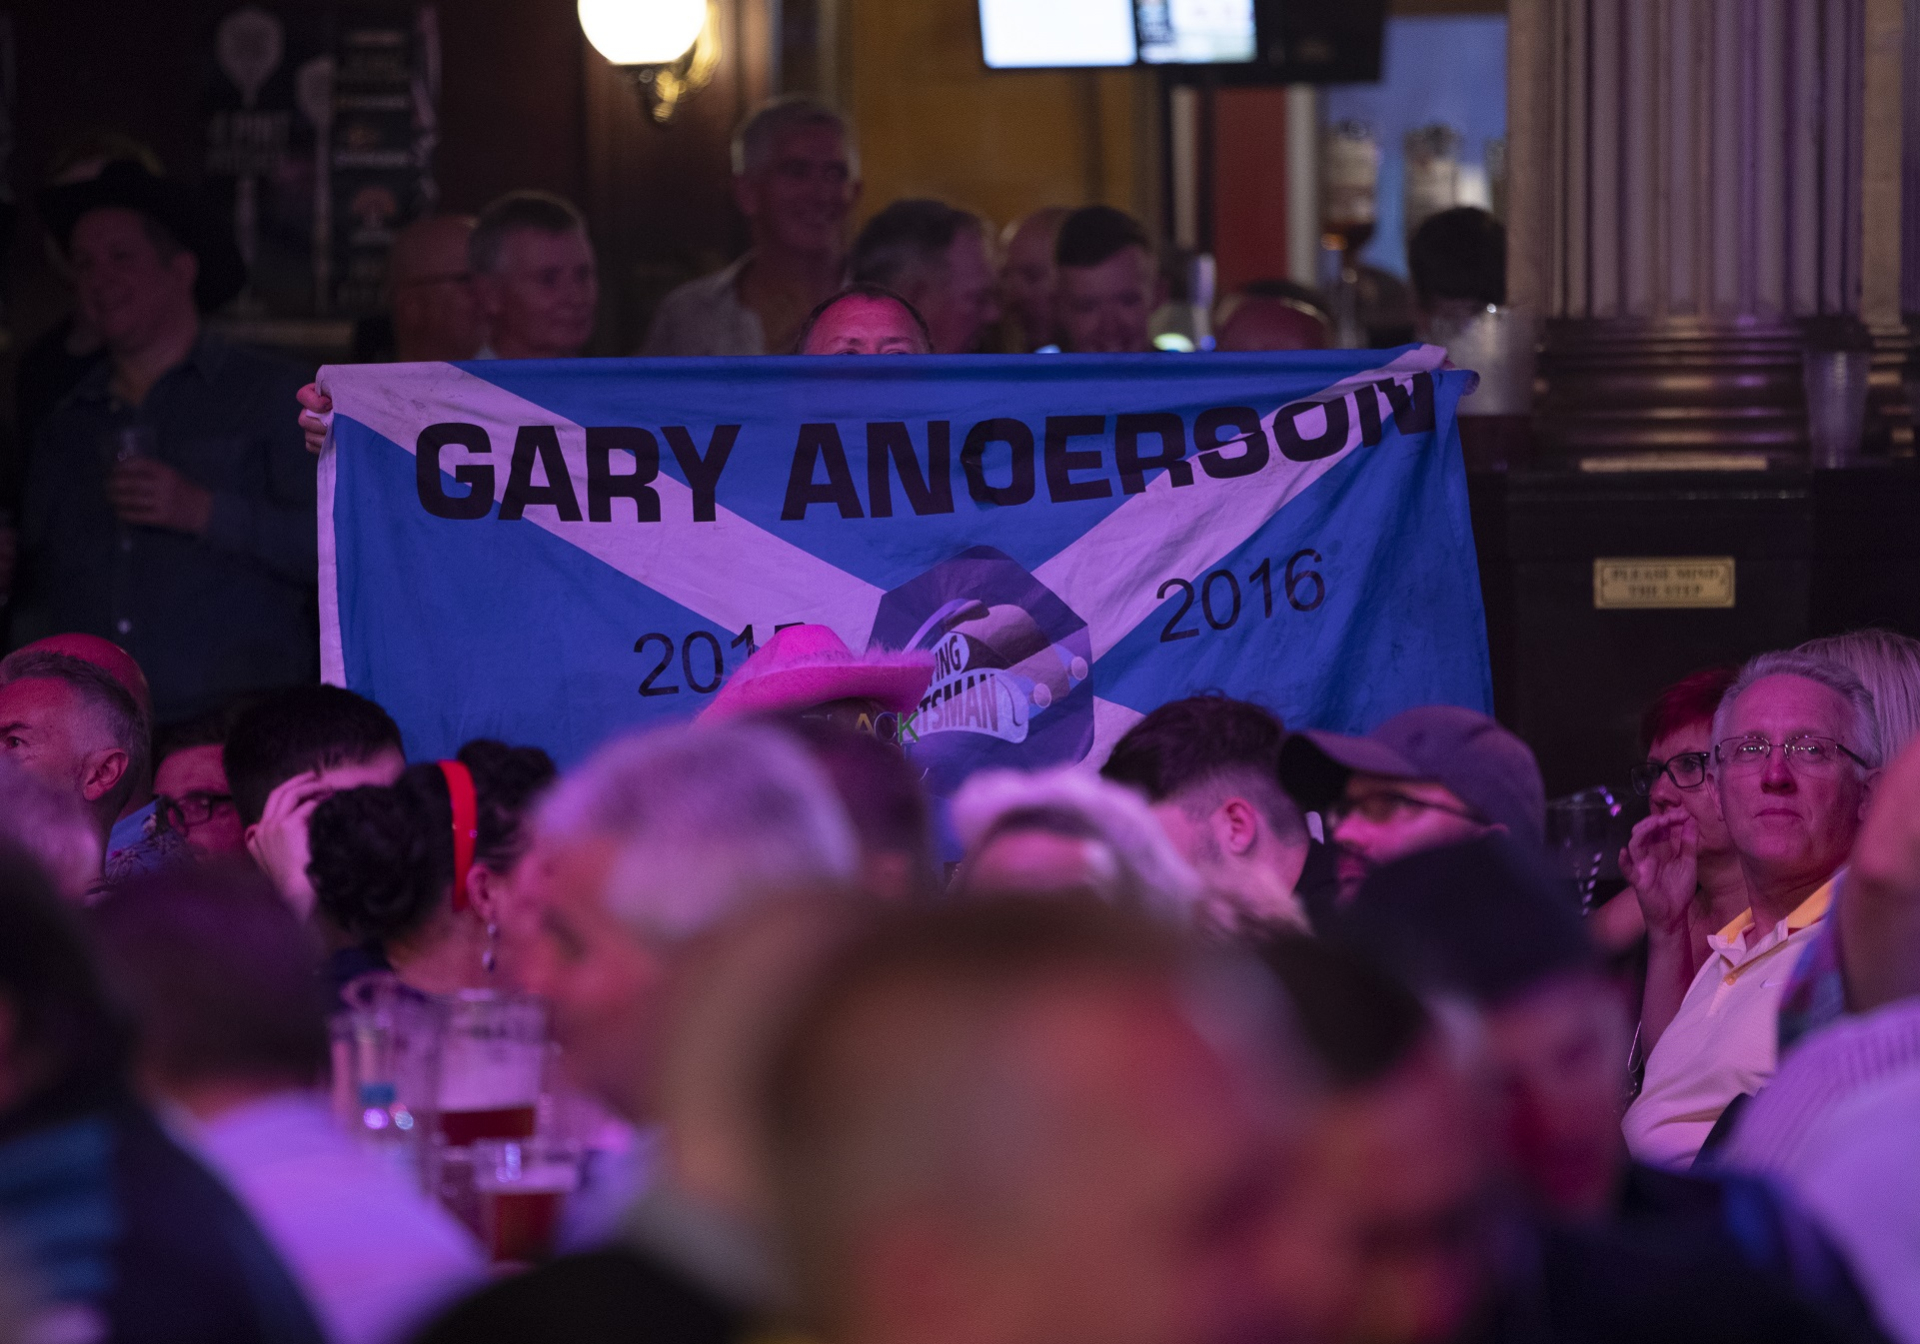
[1798,629,1920,759]
[951,767,1205,920]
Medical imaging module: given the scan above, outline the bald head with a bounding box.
[798,287,933,355]
[1214,295,1331,353]
[13,635,150,721]
[387,214,484,361]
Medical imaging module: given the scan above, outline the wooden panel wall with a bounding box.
[582,0,774,353]
[839,0,1161,238]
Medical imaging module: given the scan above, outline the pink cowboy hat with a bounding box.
[698,624,934,723]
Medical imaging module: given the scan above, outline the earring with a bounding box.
[483,923,499,973]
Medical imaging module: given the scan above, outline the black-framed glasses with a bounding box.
[1712,735,1870,774]
[158,791,235,830]
[1326,790,1486,828]
[1629,751,1711,796]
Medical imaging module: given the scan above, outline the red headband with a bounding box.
[437,760,479,912]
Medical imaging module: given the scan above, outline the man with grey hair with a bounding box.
[643,97,860,356]
[849,199,999,354]
[294,195,591,445]
[1624,650,1881,1167]
[762,898,1298,1344]
[469,190,597,359]
[413,719,862,1344]
[0,648,149,867]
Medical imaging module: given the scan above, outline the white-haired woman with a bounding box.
[950,767,1212,924]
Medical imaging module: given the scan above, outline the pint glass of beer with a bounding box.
[437,991,547,1146]
[472,1140,580,1265]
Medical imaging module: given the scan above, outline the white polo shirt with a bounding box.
[640,256,768,357]
[1623,880,1833,1168]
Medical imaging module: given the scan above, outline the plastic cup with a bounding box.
[1804,348,1871,468]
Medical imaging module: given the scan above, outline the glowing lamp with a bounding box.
[578,0,705,65]
[578,0,719,124]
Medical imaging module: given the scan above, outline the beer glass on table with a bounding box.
[471,1139,582,1266]
[438,991,547,1145]
[434,991,548,1237]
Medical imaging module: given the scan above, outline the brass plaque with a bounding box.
[1593,557,1736,609]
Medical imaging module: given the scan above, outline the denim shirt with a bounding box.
[15,333,317,721]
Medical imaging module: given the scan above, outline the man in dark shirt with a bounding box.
[15,162,313,724]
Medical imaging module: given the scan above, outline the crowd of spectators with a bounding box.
[0,92,1912,1344]
[2,93,1458,704]
[0,611,1908,1344]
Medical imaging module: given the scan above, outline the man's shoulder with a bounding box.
[411,1245,747,1344]
[663,257,750,306]
[199,334,310,393]
[644,258,763,356]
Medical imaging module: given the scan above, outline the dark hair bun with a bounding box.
[306,741,557,946]
[458,739,556,870]
[308,768,451,944]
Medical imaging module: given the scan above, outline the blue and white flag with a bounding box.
[319,348,1490,780]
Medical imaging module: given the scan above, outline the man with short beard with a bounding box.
[1102,695,1322,932]
[0,649,147,875]
[1277,704,1545,906]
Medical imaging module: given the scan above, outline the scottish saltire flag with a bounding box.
[319,348,1490,784]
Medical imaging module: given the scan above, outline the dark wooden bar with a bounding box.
[1471,462,1920,797]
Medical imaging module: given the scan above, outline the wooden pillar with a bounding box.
[1509,0,1901,458]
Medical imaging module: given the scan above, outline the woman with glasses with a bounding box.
[1596,668,1750,1061]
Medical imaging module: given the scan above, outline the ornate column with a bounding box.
[1509,0,1891,458]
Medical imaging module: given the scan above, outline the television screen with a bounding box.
[1136,0,1256,64]
[978,0,1138,68]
